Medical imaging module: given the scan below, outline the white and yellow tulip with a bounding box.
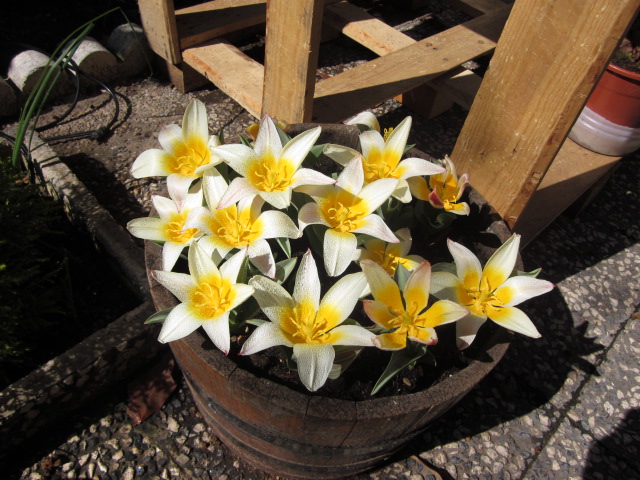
[131,99,222,209]
[430,234,554,349]
[240,250,375,391]
[152,242,255,352]
[324,116,444,202]
[361,260,468,350]
[298,157,400,276]
[184,170,299,278]
[212,116,333,210]
[408,155,470,215]
[126,186,203,272]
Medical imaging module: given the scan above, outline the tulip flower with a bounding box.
[298,156,400,276]
[361,260,468,350]
[131,99,222,209]
[408,155,470,215]
[126,186,203,271]
[240,250,375,391]
[185,170,299,277]
[324,116,444,202]
[152,242,255,353]
[430,234,554,349]
[357,227,424,276]
[212,116,333,210]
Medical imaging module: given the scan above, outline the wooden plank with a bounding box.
[443,0,508,16]
[183,40,264,117]
[312,5,511,122]
[175,0,267,50]
[450,0,639,228]
[261,0,325,123]
[138,0,181,64]
[429,68,483,110]
[514,139,621,246]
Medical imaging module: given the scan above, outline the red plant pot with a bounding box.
[569,63,640,156]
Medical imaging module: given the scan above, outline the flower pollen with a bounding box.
[208,207,262,247]
[189,276,236,319]
[281,301,334,344]
[248,152,295,192]
[321,190,367,233]
[164,212,199,244]
[168,137,211,177]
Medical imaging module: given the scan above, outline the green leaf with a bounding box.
[276,237,291,258]
[274,122,292,146]
[403,143,416,154]
[371,343,429,395]
[329,345,363,379]
[235,254,251,285]
[515,267,542,278]
[431,262,456,274]
[245,318,268,327]
[239,134,253,147]
[145,307,174,324]
[274,257,298,284]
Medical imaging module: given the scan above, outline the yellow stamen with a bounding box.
[320,190,368,233]
[362,147,401,184]
[163,212,199,244]
[207,206,262,247]
[190,276,236,319]
[247,152,295,192]
[168,137,211,177]
[280,301,335,344]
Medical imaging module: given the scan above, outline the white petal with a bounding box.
[126,217,165,242]
[391,180,413,203]
[352,214,398,243]
[182,99,209,143]
[152,195,178,219]
[345,111,380,132]
[247,239,275,277]
[359,130,385,160]
[162,242,186,271]
[152,270,193,303]
[257,210,299,240]
[358,178,399,214]
[482,233,521,288]
[291,168,335,189]
[259,190,292,210]
[456,314,487,350]
[158,124,183,153]
[217,177,259,209]
[397,157,445,179]
[249,275,294,324]
[293,344,335,391]
[383,116,411,158]
[323,144,360,166]
[447,238,483,289]
[281,126,321,170]
[320,271,368,323]
[298,202,328,232]
[240,322,290,355]
[489,306,541,339]
[323,229,357,277]
[293,250,321,309]
[167,174,196,212]
[336,156,364,193]
[403,261,431,314]
[131,149,172,178]
[198,235,231,261]
[202,168,229,208]
[228,283,255,311]
[188,241,220,282]
[496,276,554,306]
[329,324,376,346]
[254,115,282,159]
[212,144,259,178]
[158,303,201,343]
[429,271,464,302]
[201,314,231,354]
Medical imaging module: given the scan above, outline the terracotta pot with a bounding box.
[569,63,640,155]
[144,129,517,479]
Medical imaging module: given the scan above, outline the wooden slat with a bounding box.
[514,139,621,246]
[183,40,264,117]
[312,5,511,122]
[138,0,181,64]
[450,0,639,228]
[261,0,325,123]
[176,0,267,50]
[429,68,483,110]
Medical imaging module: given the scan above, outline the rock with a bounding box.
[7,50,71,98]
[71,37,118,86]
[107,23,151,78]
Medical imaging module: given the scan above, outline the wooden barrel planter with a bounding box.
[144,124,516,479]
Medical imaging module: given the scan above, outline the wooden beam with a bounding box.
[514,139,621,246]
[175,0,267,50]
[138,0,181,64]
[183,40,264,117]
[312,5,510,122]
[261,0,325,123]
[450,0,639,228]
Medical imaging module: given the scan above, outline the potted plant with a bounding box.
[569,16,640,156]
[128,101,553,479]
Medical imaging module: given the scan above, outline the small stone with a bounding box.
[167,417,180,433]
[121,466,135,480]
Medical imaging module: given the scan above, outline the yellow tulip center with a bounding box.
[169,137,211,177]
[208,206,262,247]
[464,277,505,317]
[280,301,336,345]
[163,212,199,244]
[320,190,368,233]
[362,147,401,184]
[430,172,459,210]
[189,276,236,319]
[248,152,295,192]
[368,248,401,276]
